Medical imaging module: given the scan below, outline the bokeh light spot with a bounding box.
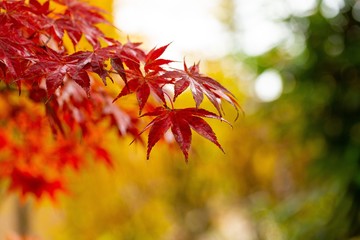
[254,70,283,102]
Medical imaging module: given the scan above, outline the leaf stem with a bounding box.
[163,90,174,109]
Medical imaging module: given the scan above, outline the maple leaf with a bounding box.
[119,40,146,64]
[165,62,239,116]
[28,0,51,15]
[110,56,127,83]
[140,107,228,161]
[9,167,65,199]
[27,47,94,96]
[0,24,34,88]
[144,43,173,72]
[52,141,83,171]
[26,47,68,95]
[52,0,108,47]
[46,80,103,136]
[111,40,146,82]
[92,145,113,168]
[101,95,140,139]
[0,0,50,33]
[114,72,173,114]
[112,43,173,113]
[66,47,114,85]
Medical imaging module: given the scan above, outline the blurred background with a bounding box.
[1,0,360,239]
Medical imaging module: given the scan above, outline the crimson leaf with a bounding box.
[165,62,239,116]
[53,0,108,47]
[113,43,174,113]
[140,107,227,161]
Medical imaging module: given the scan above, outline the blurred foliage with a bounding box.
[230,0,360,238]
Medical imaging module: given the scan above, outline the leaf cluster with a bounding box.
[0,0,238,198]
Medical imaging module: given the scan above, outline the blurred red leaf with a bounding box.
[9,167,65,199]
[92,146,113,168]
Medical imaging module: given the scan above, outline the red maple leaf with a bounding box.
[66,47,114,85]
[112,43,173,113]
[91,145,113,168]
[164,62,239,116]
[0,24,34,88]
[27,47,93,96]
[144,43,173,72]
[52,0,109,47]
[101,95,141,139]
[140,107,228,161]
[0,0,51,34]
[9,167,65,199]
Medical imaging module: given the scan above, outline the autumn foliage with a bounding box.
[0,0,238,199]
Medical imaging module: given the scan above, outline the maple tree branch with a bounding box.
[0,0,239,199]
